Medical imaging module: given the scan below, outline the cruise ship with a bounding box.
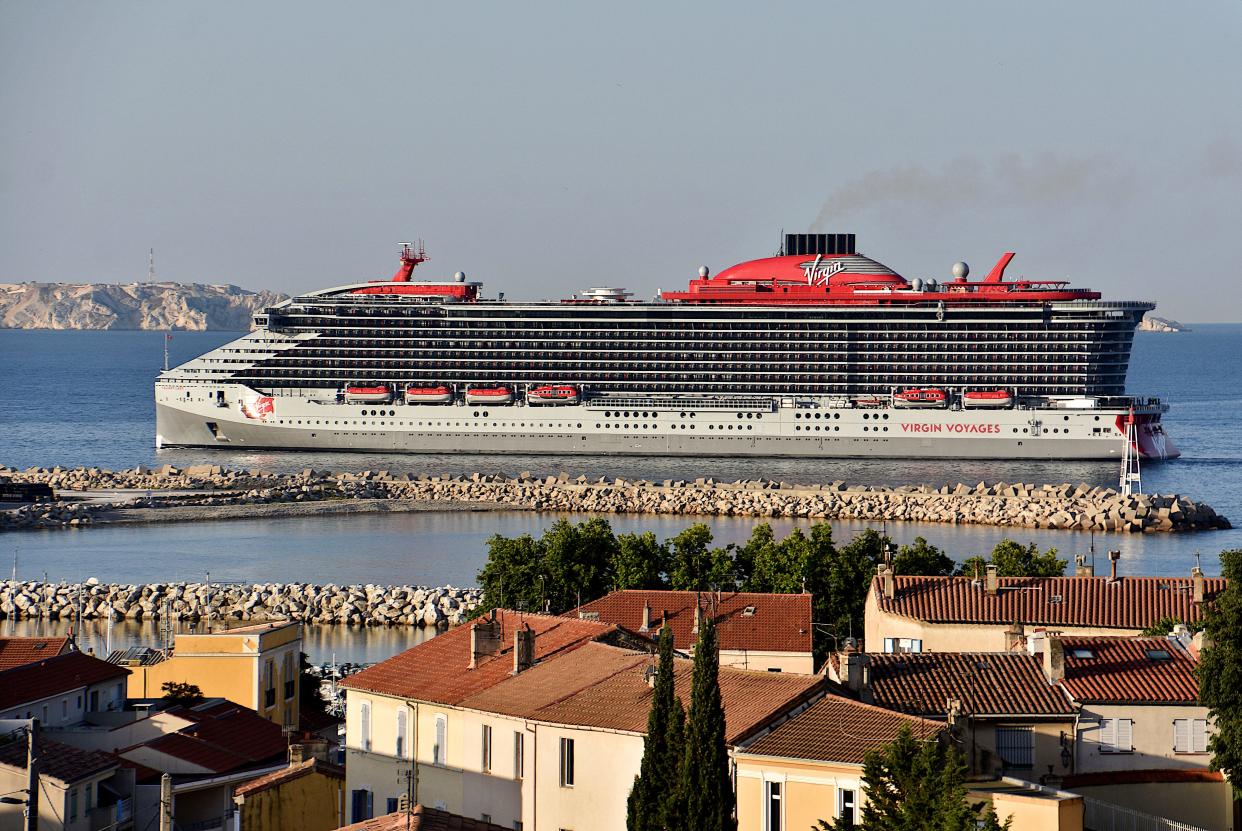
[155,234,1179,460]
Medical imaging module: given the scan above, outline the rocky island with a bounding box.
[1137,314,1188,333]
[0,281,287,330]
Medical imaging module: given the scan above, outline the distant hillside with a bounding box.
[0,282,288,331]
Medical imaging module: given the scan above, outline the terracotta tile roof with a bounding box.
[340,805,507,831]
[0,650,130,711]
[0,636,71,669]
[341,611,636,704]
[1059,637,1199,704]
[867,652,1075,717]
[1064,769,1225,787]
[873,575,1224,630]
[739,694,944,764]
[121,701,287,774]
[0,735,117,785]
[515,643,826,743]
[235,757,344,797]
[573,590,813,655]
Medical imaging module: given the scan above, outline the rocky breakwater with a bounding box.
[1,465,1231,533]
[0,579,481,627]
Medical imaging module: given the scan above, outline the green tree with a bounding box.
[541,517,618,611]
[680,616,735,831]
[1198,549,1242,795]
[816,725,1009,831]
[666,524,735,591]
[299,652,330,723]
[627,627,682,831]
[823,528,886,639]
[1140,615,1204,637]
[614,531,669,590]
[161,681,204,707]
[892,536,955,576]
[477,531,546,611]
[956,539,1067,578]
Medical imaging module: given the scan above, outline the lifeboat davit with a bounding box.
[527,385,579,405]
[405,385,454,405]
[345,384,393,404]
[893,388,947,409]
[962,389,1014,409]
[465,386,514,406]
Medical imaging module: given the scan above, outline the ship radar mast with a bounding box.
[392,240,429,282]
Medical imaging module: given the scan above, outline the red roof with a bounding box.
[0,636,71,669]
[0,736,117,785]
[739,694,944,764]
[121,701,287,774]
[573,590,813,655]
[873,575,1224,630]
[235,757,344,797]
[867,652,1075,717]
[341,612,640,704]
[340,805,507,831]
[1059,637,1200,705]
[0,650,129,711]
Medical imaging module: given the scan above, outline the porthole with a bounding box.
[834,412,840,419]
[815,426,820,431]
[756,414,762,420]
[605,411,612,417]
[737,413,743,419]
[689,412,696,418]
[883,426,888,432]
[709,425,715,430]
[1023,428,1029,433]
[863,413,869,420]
[680,412,686,418]
[882,413,889,420]
[815,413,821,419]
[834,425,840,431]
[1012,428,1018,433]
[747,425,753,430]
[595,423,601,428]
[796,425,801,431]
[473,412,479,418]
[863,426,868,432]
[642,411,649,418]
[483,411,489,417]
[1064,415,1070,421]
[1094,416,1100,421]
[577,423,582,428]
[795,413,801,419]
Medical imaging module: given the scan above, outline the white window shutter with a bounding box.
[1099,719,1116,752]
[1117,718,1133,752]
[1174,719,1189,752]
[883,638,895,654]
[912,639,923,653]
[1194,719,1209,753]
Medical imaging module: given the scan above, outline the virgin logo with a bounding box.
[801,255,847,285]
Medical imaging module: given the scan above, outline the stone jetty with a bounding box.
[0,579,481,627]
[0,464,1231,533]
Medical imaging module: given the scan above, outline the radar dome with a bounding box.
[454,271,466,283]
[911,278,924,292]
[951,261,970,280]
[698,266,710,278]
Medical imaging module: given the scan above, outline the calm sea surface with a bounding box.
[2,327,1240,661]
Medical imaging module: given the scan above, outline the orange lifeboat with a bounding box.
[465,386,514,406]
[404,385,454,405]
[893,388,947,409]
[962,389,1014,409]
[527,385,579,405]
[344,383,392,404]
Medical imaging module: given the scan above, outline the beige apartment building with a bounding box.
[573,590,816,673]
[865,564,1222,653]
[341,610,826,831]
[116,621,302,727]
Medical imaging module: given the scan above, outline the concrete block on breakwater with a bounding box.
[0,579,482,627]
[0,464,1231,534]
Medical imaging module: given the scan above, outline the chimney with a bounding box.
[693,603,701,634]
[1108,550,1121,582]
[288,743,305,766]
[469,610,503,669]
[513,625,535,674]
[1043,635,1065,684]
[985,564,999,596]
[1005,619,1025,652]
[844,652,867,694]
[641,602,651,632]
[1074,555,1094,578]
[1192,565,1205,604]
[946,697,964,734]
[879,563,895,600]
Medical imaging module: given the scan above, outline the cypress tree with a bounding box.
[680,614,735,831]
[665,697,687,830]
[628,626,677,831]
[1198,549,1242,794]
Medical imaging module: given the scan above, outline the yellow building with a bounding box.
[233,746,345,831]
[734,694,944,830]
[118,621,302,727]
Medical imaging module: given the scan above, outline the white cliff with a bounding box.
[0,282,287,331]
[1136,314,1188,333]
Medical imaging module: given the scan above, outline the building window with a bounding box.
[1100,718,1133,753]
[387,798,399,814]
[482,724,493,772]
[764,780,782,831]
[434,715,447,766]
[882,637,923,654]
[838,788,857,826]
[1174,718,1209,753]
[283,652,296,700]
[396,710,407,759]
[360,701,371,751]
[351,789,373,822]
[559,737,575,787]
[996,726,1034,769]
[264,660,276,708]
[70,789,78,821]
[85,783,93,810]
[514,731,525,779]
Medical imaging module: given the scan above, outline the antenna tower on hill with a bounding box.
[148,248,156,283]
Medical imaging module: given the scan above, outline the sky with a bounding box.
[2,1,1240,322]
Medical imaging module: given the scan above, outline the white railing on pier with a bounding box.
[1083,796,1208,831]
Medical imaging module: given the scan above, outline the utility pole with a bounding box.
[25,719,39,831]
[159,773,173,831]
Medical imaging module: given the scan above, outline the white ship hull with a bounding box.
[155,383,1176,460]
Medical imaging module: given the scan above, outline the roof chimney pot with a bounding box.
[1108,550,1121,583]
[1074,554,1094,578]
[641,602,651,632]
[1043,635,1065,684]
[1192,565,1205,604]
[880,563,895,600]
[513,625,535,675]
[985,564,999,596]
